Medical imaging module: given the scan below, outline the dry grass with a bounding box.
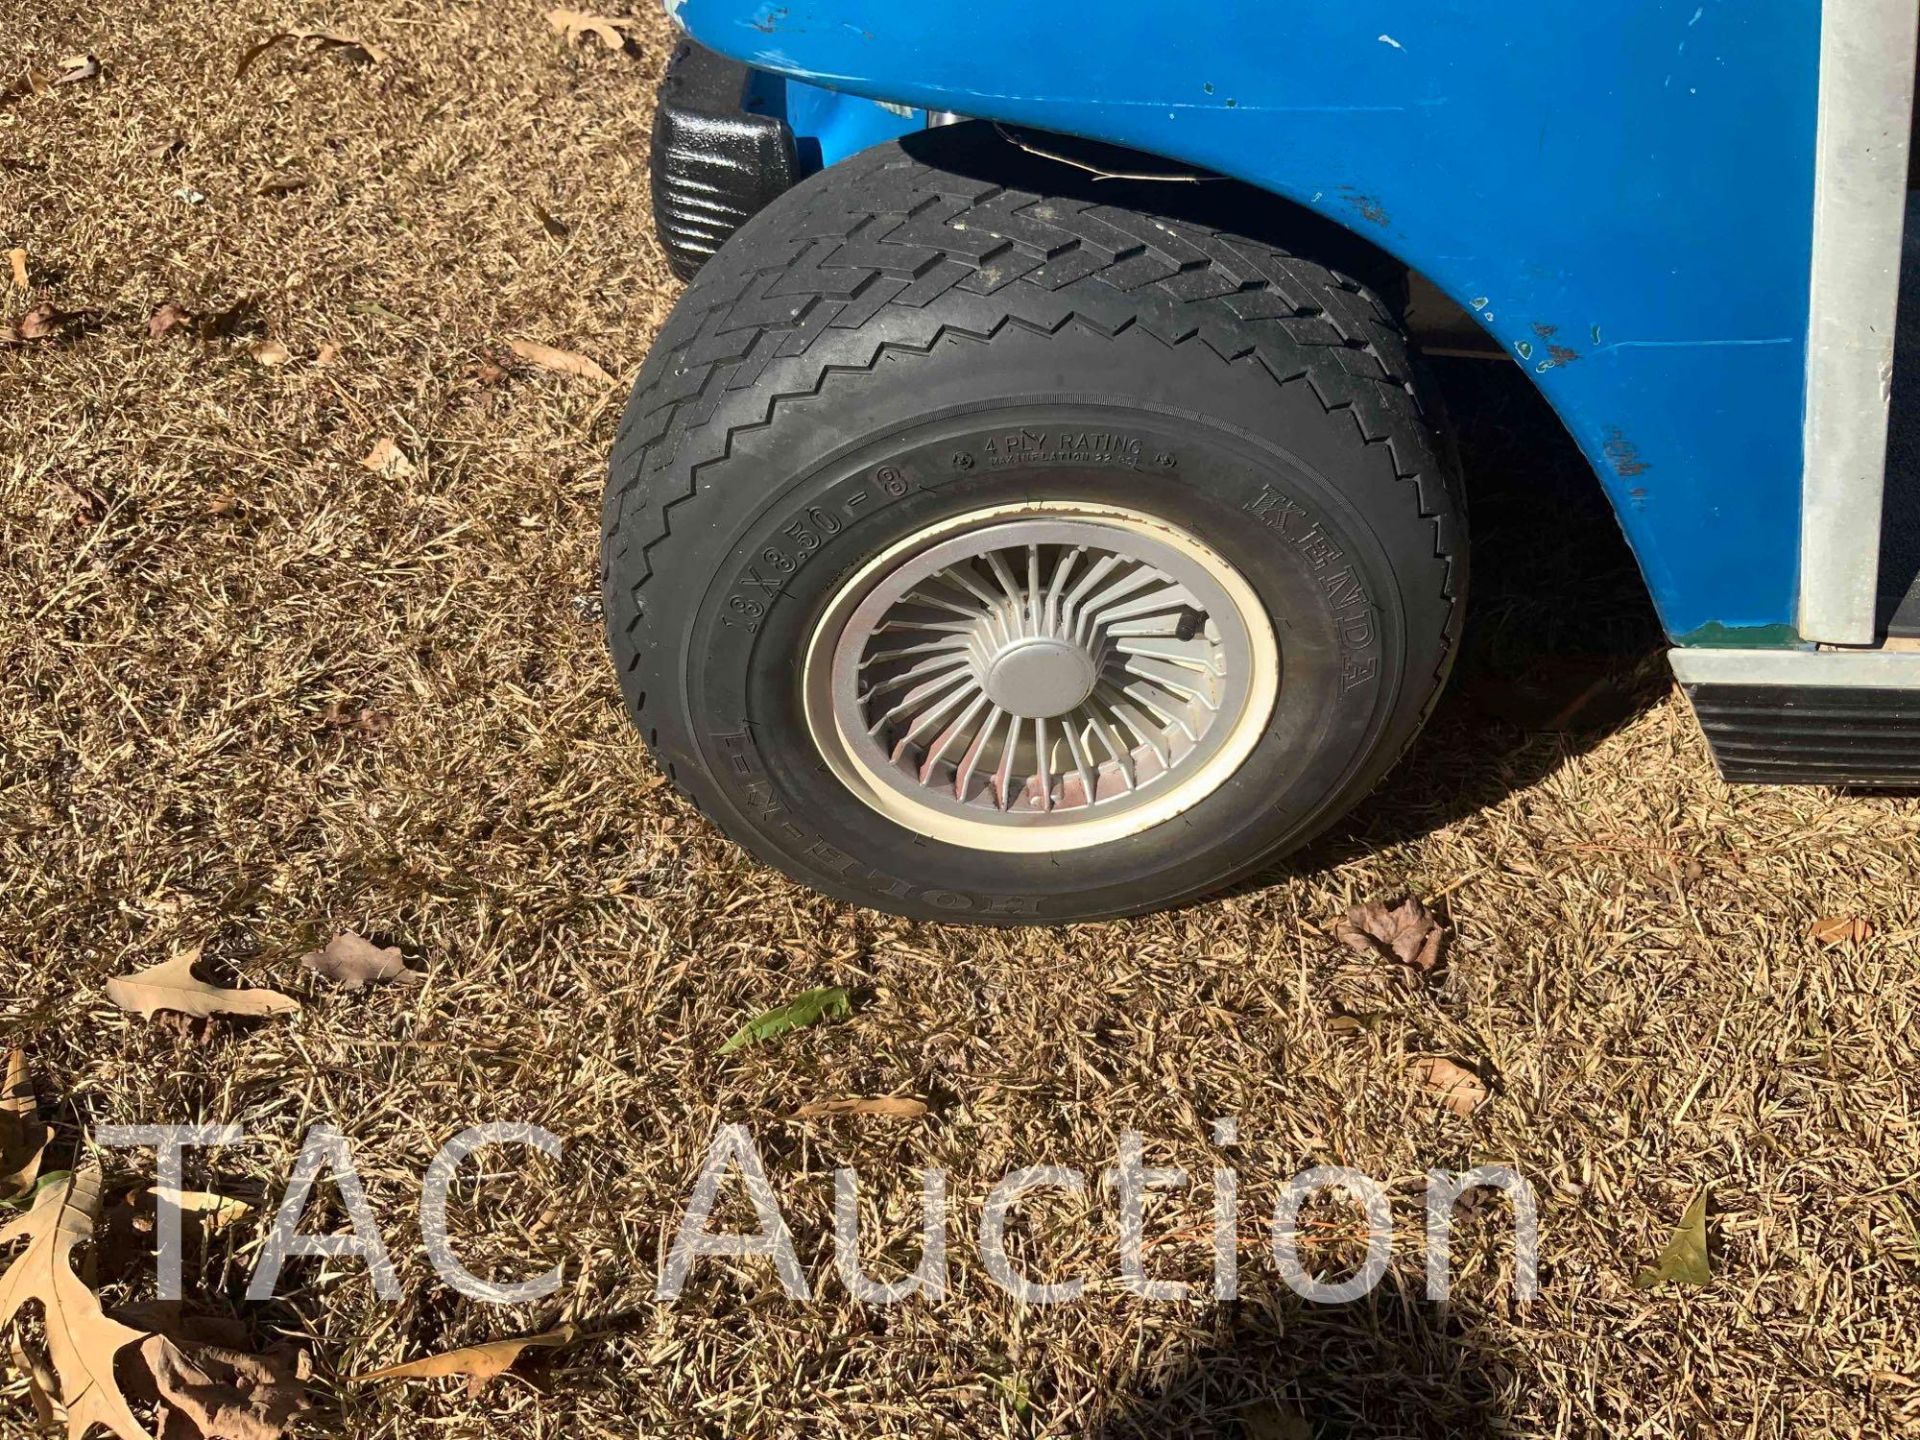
[4,3,1920,1436]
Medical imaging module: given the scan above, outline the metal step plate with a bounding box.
[1686,683,1920,785]
[1672,648,1920,787]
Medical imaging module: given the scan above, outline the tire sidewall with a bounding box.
[639,330,1428,921]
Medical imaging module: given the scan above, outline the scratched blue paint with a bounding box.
[672,0,1820,640]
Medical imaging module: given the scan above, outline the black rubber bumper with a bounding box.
[1687,682,1920,787]
[650,40,798,280]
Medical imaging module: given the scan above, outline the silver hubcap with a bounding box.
[803,502,1280,853]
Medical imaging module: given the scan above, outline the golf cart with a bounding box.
[601,0,1920,921]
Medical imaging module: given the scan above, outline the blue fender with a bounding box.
[670,0,1821,644]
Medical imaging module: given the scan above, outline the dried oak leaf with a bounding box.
[1809,915,1871,947]
[300,931,422,991]
[545,9,640,51]
[105,946,301,1022]
[55,55,101,85]
[1336,896,1446,973]
[508,338,613,385]
[236,29,388,78]
[0,1168,155,1440]
[792,1096,927,1120]
[6,247,26,290]
[319,700,388,737]
[1,1048,50,1203]
[360,436,416,479]
[247,339,289,366]
[149,302,195,340]
[353,1322,581,1397]
[1412,1056,1487,1117]
[3,301,93,347]
[1634,1188,1711,1288]
[135,1333,309,1440]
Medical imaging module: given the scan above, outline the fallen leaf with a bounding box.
[135,1333,309,1440]
[319,701,388,737]
[256,172,310,196]
[345,298,404,324]
[1326,1007,1392,1035]
[206,493,239,517]
[1810,915,1871,946]
[314,342,340,366]
[3,301,91,347]
[105,946,301,1022]
[54,55,100,85]
[720,986,851,1054]
[508,338,613,385]
[1337,896,1446,973]
[1412,1056,1487,1117]
[792,1096,927,1120]
[1,1049,50,1203]
[360,436,416,480]
[299,932,422,991]
[545,8,640,50]
[247,339,289,366]
[149,302,195,340]
[6,247,25,290]
[236,29,388,78]
[18,303,64,339]
[1635,1188,1712,1288]
[0,1168,155,1440]
[353,1323,580,1397]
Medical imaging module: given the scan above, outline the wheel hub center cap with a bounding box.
[979,636,1098,718]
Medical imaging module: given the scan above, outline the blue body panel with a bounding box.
[776,76,920,170]
[673,0,1821,641]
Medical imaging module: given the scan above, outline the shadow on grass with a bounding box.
[1253,352,1670,889]
[1097,1285,1519,1439]
[1117,361,1646,1438]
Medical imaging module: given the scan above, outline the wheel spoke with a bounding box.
[918,690,990,780]
[1062,715,1099,807]
[955,703,1007,802]
[828,509,1269,837]
[992,712,1022,810]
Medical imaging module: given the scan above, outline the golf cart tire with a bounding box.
[603,123,1464,923]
